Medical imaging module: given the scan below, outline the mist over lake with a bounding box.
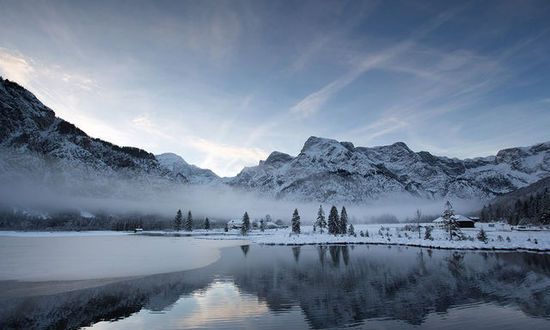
[2,0,550,329]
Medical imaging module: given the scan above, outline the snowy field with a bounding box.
[143,223,550,252]
[2,222,550,254]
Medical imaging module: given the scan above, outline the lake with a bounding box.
[1,235,550,329]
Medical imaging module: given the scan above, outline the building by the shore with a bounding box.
[433,214,476,228]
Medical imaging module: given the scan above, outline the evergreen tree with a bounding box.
[347,224,355,236]
[185,211,193,231]
[241,212,250,235]
[442,201,462,240]
[416,209,422,239]
[424,226,433,240]
[328,206,339,235]
[174,209,182,231]
[291,209,301,234]
[316,205,327,234]
[477,227,488,243]
[340,206,348,234]
[204,217,210,230]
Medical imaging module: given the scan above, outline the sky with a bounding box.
[1,0,549,177]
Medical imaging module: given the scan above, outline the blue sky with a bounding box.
[1,0,549,176]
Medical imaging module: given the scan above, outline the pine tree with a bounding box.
[204,217,210,230]
[174,209,182,231]
[340,206,348,234]
[185,211,193,231]
[328,206,339,235]
[416,209,422,239]
[477,227,488,243]
[316,205,327,234]
[347,224,355,236]
[442,201,462,240]
[291,209,301,234]
[241,212,250,235]
[424,226,433,240]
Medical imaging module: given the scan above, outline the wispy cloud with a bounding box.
[0,48,97,92]
[290,54,388,118]
[130,113,268,177]
[0,49,35,85]
[289,4,469,119]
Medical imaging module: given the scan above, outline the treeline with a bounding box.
[0,211,172,231]
[480,187,550,225]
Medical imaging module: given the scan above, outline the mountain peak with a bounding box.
[156,153,189,166]
[300,136,352,154]
[391,141,410,150]
[264,151,293,165]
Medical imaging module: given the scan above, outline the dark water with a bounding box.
[2,244,550,329]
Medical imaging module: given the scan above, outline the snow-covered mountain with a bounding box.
[0,77,215,195]
[2,76,550,205]
[156,153,219,184]
[228,136,550,202]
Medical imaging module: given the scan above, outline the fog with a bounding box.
[0,173,482,224]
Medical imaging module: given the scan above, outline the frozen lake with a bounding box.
[1,234,550,329]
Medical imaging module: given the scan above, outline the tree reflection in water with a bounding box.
[1,245,550,329]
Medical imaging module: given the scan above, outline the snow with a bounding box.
[2,74,550,204]
[433,214,472,223]
[156,152,220,184]
[162,223,550,252]
[79,211,95,218]
[228,136,550,202]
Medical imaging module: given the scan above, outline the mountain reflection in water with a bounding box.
[1,244,550,329]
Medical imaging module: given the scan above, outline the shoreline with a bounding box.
[2,222,550,254]
[256,240,550,253]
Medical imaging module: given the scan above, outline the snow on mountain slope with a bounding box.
[2,76,549,205]
[228,136,550,202]
[0,77,211,193]
[156,153,220,184]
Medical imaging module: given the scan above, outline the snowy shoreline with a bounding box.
[2,222,550,253]
[196,223,550,253]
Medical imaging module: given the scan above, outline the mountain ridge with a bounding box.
[229,136,550,202]
[1,76,549,203]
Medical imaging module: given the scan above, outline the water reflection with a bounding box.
[1,244,550,329]
[240,244,250,257]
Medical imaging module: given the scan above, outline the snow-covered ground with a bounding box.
[150,223,550,252]
[2,222,550,253]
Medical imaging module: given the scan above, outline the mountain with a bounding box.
[228,136,550,202]
[156,153,219,184]
[0,77,212,193]
[2,76,550,205]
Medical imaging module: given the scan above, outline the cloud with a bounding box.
[0,49,35,85]
[130,113,268,177]
[288,4,468,119]
[344,117,410,143]
[0,48,96,91]
[290,53,393,118]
